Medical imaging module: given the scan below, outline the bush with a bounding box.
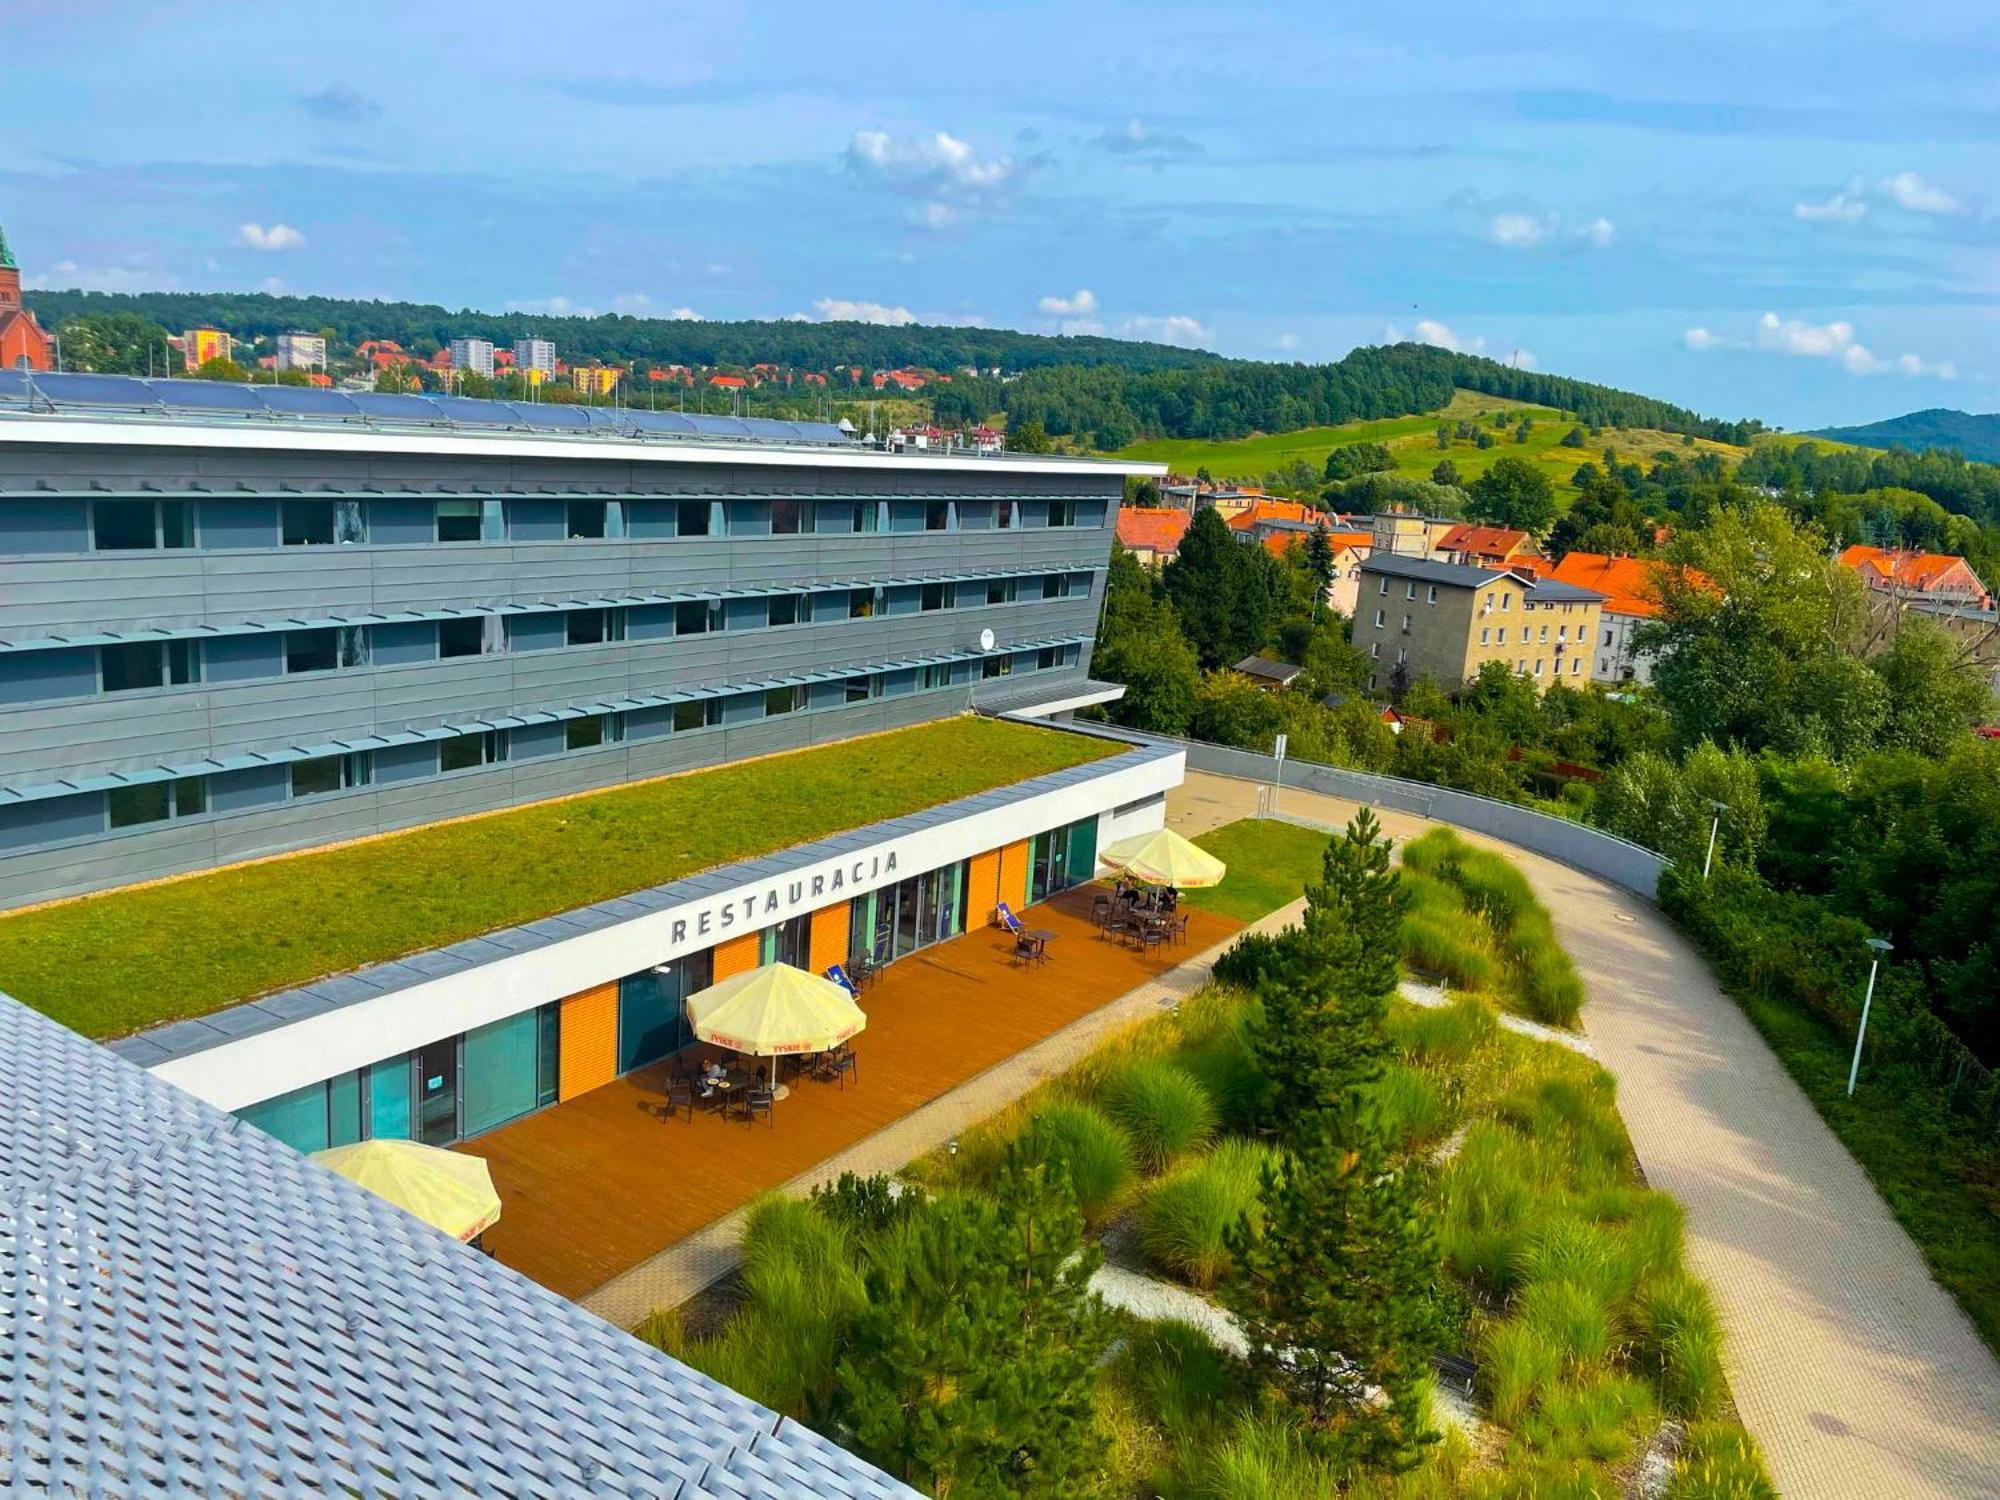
[1027,1101,1134,1223]
[1634,1271,1727,1418]
[1191,1414,1338,1500]
[809,1171,920,1238]
[1521,1372,1657,1464]
[1139,1139,1275,1289]
[1391,995,1498,1066]
[1118,1319,1246,1447]
[1402,914,1498,991]
[1370,1062,1454,1152]
[1668,1423,1778,1499]
[1105,1058,1219,1173]
[1212,928,1291,991]
[1517,1276,1615,1374]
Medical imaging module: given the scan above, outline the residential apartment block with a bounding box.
[1360,552,1603,693]
[275,331,327,371]
[513,336,556,379]
[447,336,496,377]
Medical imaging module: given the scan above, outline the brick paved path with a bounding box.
[1171,771,2000,1500]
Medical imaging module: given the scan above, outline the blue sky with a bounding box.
[4,1,1995,428]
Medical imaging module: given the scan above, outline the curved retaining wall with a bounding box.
[1029,721,1670,900]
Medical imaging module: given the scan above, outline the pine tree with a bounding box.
[1304,522,1336,619]
[1226,1117,1442,1476]
[834,1144,1112,1498]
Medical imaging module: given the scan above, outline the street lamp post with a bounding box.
[1702,799,1728,881]
[1846,937,1894,1097]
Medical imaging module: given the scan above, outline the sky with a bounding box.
[3,1,1995,429]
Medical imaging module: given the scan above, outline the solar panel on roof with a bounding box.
[253,386,362,417]
[430,395,521,428]
[686,414,755,439]
[628,409,702,436]
[348,392,444,420]
[144,379,263,412]
[505,402,588,429]
[30,372,168,407]
[577,407,638,433]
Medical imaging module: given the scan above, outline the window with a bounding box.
[1373,609,1385,629]
[1401,613,1412,633]
[564,715,619,751]
[101,640,199,693]
[291,753,370,798]
[673,699,720,731]
[93,500,192,551]
[996,501,1015,529]
[981,655,1014,679]
[675,600,716,635]
[441,731,507,772]
[849,588,877,620]
[1479,627,1490,645]
[765,685,801,716]
[845,675,880,703]
[925,501,951,531]
[986,577,1016,605]
[285,626,366,674]
[770,499,806,534]
[921,583,948,612]
[676,500,712,537]
[1602,628,1614,646]
[1557,625,1567,642]
[1041,574,1071,600]
[1571,657,1583,675]
[566,609,624,646]
[1396,646,1408,665]
[1534,659,1545,677]
[1034,648,1058,672]
[282,500,365,546]
[1370,641,1381,659]
[1539,625,1549,643]
[437,617,487,658]
[1406,581,1417,599]
[1496,627,1507,645]
[769,594,801,627]
[1500,593,1512,611]
[1427,585,1439,605]
[1048,500,1076,527]
[925,662,956,688]
[108,776,205,829]
[566,499,614,539]
[435,499,494,543]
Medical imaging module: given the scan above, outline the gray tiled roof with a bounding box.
[1525,577,1609,604]
[113,741,1178,1068]
[0,989,917,1498]
[1358,551,1508,589]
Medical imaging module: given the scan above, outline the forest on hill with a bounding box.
[1811,408,2000,465]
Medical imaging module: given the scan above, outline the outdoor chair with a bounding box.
[739,1087,775,1128]
[826,963,861,1000]
[817,1046,858,1089]
[1090,893,1113,927]
[995,901,1026,935]
[664,1075,696,1123]
[1011,932,1040,966]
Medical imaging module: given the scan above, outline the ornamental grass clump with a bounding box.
[1635,1270,1729,1418]
[1389,994,1497,1067]
[1139,1139,1276,1289]
[1117,1318,1246,1450]
[1369,1061,1455,1154]
[1027,1100,1134,1224]
[1521,1371,1658,1464]
[1105,1058,1218,1173]
[1668,1423,1779,1499]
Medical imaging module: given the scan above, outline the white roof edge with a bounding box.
[0,413,1169,478]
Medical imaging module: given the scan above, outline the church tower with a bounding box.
[0,222,55,371]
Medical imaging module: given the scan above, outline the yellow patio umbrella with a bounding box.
[686,962,867,1095]
[311,1138,502,1243]
[1101,827,1228,888]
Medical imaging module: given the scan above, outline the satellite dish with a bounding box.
[979,628,996,651]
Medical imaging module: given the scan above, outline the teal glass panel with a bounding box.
[328,1069,364,1147]
[618,971,680,1073]
[461,1010,539,1137]
[369,1055,413,1140]
[237,1080,330,1155]
[1066,816,1099,887]
[536,1002,560,1107]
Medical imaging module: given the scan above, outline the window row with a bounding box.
[1475,622,1582,647]
[18,493,1108,555]
[0,574,1093,706]
[0,645,1085,852]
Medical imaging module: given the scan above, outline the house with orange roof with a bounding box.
[1837,545,1991,610]
[1547,551,1713,685]
[1437,524,1539,569]
[1248,522,1375,616]
[1115,506,1192,567]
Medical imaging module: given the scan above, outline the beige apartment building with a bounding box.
[1359,553,1604,693]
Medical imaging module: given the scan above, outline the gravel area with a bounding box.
[1397,979,1595,1057]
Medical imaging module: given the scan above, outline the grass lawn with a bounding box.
[1111,386,1753,507]
[1176,818,1331,923]
[0,717,1115,1041]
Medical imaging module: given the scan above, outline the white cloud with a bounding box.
[504,295,597,317]
[1087,119,1202,159]
[25,259,183,293]
[667,306,704,321]
[845,129,1020,228]
[1121,314,1210,347]
[236,222,305,251]
[1583,217,1616,248]
[1882,171,1963,216]
[1036,288,1105,335]
[1896,352,1958,379]
[1683,327,1721,351]
[1747,311,1954,379]
[1794,177,1869,222]
[1386,319,1534,368]
[1488,212,1554,248]
[1277,332,1299,351]
[811,297,919,326]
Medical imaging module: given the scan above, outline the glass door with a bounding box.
[894,873,922,958]
[416,1037,459,1146]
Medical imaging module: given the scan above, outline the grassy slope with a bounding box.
[0,717,1113,1039]
[1114,388,1753,506]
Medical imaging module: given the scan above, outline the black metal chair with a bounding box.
[740,1087,775,1128]
[664,1076,695,1122]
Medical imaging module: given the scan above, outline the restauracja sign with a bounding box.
[664,850,900,946]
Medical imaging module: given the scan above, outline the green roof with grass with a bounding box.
[0,717,1116,1040]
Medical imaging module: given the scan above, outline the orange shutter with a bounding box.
[997,839,1030,914]
[712,931,760,982]
[558,981,619,1100]
[967,848,1001,924]
[809,901,850,974]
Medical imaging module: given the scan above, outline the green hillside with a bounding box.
[1811,408,2000,463]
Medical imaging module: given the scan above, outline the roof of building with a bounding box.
[1359,551,1517,590]
[1225,498,1330,532]
[1838,544,1986,595]
[1116,506,1192,555]
[0,989,915,1498]
[1438,523,1533,559]
[1526,577,1609,605]
[1232,655,1302,683]
[1546,553,1681,617]
[0,221,14,271]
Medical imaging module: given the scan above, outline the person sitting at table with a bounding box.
[699,1059,727,1095]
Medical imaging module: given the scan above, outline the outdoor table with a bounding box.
[1028,928,1057,962]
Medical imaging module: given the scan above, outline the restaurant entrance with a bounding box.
[848,859,968,966]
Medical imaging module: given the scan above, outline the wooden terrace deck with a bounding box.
[463,884,1240,1301]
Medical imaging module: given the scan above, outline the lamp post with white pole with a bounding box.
[1846,937,1894,1097]
[1702,799,1727,881]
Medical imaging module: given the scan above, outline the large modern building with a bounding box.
[0,370,1166,1157]
[275,330,327,372]
[448,335,496,377]
[514,335,556,380]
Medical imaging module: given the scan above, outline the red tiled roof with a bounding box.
[1116,508,1192,556]
[1547,552,1710,618]
[1837,545,1986,596]
[1438,524,1533,560]
[1225,499,1331,532]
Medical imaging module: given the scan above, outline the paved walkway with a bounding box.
[1171,770,2000,1500]
[579,895,1305,1329]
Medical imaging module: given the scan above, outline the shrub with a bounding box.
[1026,1101,1134,1222]
[1370,1061,1454,1152]
[1180,1028,1266,1132]
[1139,1139,1275,1289]
[1517,1275,1615,1374]
[1635,1271,1727,1418]
[809,1171,920,1238]
[1516,940,1587,1028]
[1105,1058,1218,1173]
[1668,1423,1778,1499]
[1521,1372,1658,1465]
[1402,913,1499,991]
[1211,928,1291,991]
[1119,1318,1246,1447]
[1483,1317,1564,1426]
[1190,1414,1338,1500]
